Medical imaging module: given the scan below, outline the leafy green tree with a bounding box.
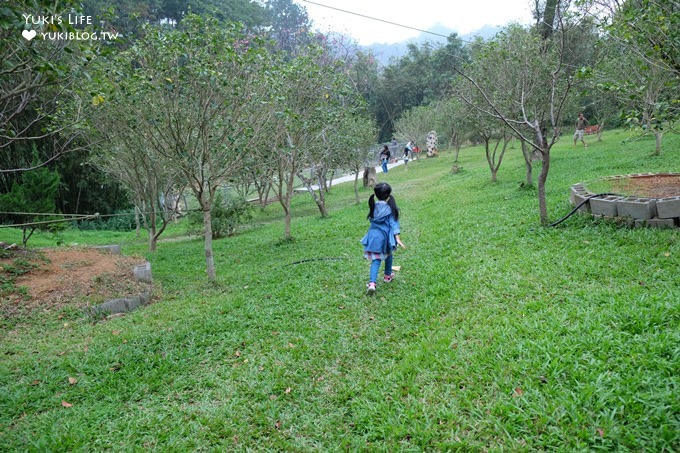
[433,96,474,165]
[89,15,273,279]
[370,35,468,142]
[156,0,268,26]
[0,0,91,175]
[79,27,186,252]
[590,0,679,154]
[1,0,127,224]
[79,0,269,42]
[341,118,377,204]
[599,0,679,78]
[265,44,370,237]
[264,0,313,54]
[80,0,162,40]
[0,166,60,248]
[55,152,131,216]
[374,44,431,141]
[394,104,437,152]
[429,34,470,98]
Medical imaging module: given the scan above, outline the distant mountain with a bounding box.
[363,23,501,66]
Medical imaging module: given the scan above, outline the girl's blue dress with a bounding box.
[361,201,401,260]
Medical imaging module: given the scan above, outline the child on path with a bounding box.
[361,183,406,295]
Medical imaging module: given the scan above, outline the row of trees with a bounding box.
[0,0,320,214]
[2,0,677,277]
[80,15,374,279]
[391,0,678,224]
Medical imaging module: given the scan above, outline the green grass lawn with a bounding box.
[1,130,679,451]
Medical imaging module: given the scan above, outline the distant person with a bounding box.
[379,145,390,173]
[573,113,589,148]
[361,183,405,295]
[404,140,413,156]
[402,144,410,168]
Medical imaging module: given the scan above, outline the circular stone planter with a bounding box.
[570,172,680,228]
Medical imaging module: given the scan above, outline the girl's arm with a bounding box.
[395,234,406,249]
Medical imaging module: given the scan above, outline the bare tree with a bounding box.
[455,10,585,224]
[86,125,184,252]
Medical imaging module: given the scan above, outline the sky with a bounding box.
[297,0,535,45]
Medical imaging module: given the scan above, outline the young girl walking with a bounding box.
[361,183,406,295]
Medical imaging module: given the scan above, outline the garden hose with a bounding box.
[549,193,621,227]
[287,257,347,266]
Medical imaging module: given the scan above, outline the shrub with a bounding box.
[186,191,252,239]
[75,209,137,231]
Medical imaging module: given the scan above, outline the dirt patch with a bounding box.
[1,247,150,319]
[608,174,680,198]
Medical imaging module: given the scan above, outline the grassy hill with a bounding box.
[1,129,678,450]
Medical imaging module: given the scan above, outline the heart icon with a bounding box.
[22,29,37,41]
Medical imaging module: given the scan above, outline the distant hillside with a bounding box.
[364,23,501,66]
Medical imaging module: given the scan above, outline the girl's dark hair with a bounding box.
[367,182,399,220]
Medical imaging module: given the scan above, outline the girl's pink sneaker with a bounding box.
[366,282,376,295]
[383,273,395,283]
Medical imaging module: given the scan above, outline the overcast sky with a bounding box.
[297,0,535,45]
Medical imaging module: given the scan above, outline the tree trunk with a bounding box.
[203,207,216,280]
[148,232,157,252]
[327,169,335,191]
[520,140,534,187]
[354,171,360,204]
[537,150,550,225]
[280,173,295,240]
[148,203,157,252]
[315,171,328,217]
[135,205,141,238]
[284,203,292,239]
[540,0,559,39]
[296,170,327,218]
[485,137,506,182]
[653,130,663,156]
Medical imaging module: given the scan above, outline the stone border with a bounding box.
[89,255,154,316]
[570,173,679,229]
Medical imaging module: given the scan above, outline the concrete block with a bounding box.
[570,187,591,212]
[93,245,121,255]
[635,218,676,229]
[134,262,152,283]
[616,216,636,227]
[90,291,152,315]
[656,197,680,219]
[616,198,657,220]
[589,196,620,217]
